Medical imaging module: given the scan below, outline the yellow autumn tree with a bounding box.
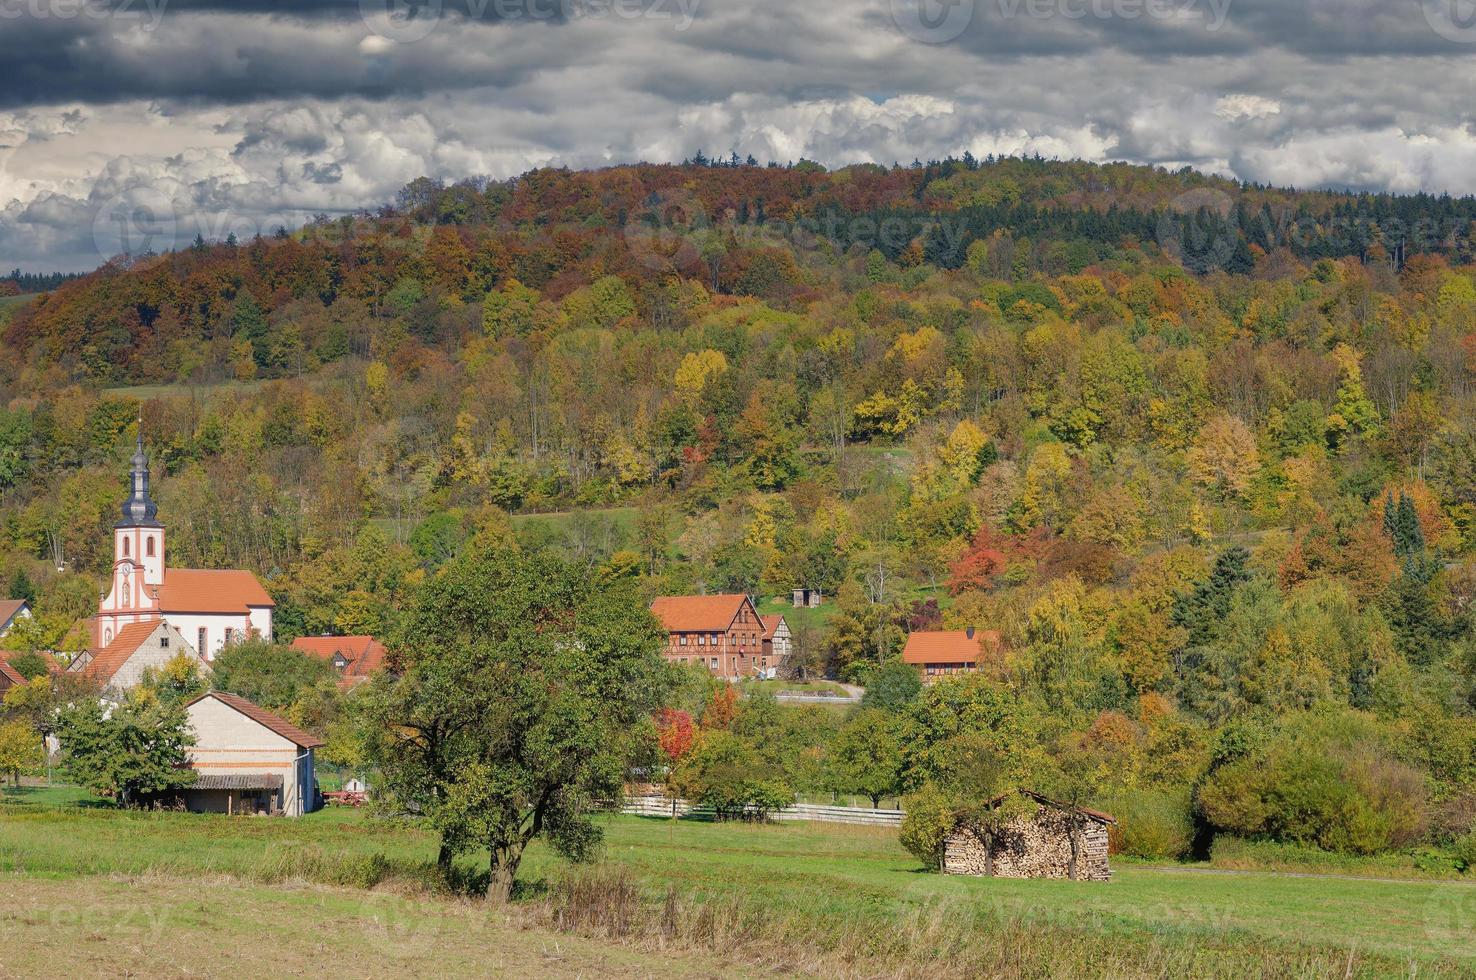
[1187,413,1260,501]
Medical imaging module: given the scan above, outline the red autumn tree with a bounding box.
[701,685,739,731]
[947,524,1008,595]
[655,708,695,764]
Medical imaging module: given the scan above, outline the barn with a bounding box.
[183,691,323,817]
[942,790,1115,882]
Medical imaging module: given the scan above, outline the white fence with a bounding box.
[620,796,903,827]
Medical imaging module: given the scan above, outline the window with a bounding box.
[698,635,706,646]
[198,628,207,656]
[224,627,235,646]
[160,635,169,648]
[122,538,130,558]
[146,537,155,558]
[679,635,688,646]
[710,657,718,669]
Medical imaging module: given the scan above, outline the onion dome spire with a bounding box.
[118,426,161,528]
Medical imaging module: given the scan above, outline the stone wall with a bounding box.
[943,806,1111,881]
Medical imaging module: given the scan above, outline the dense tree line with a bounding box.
[0,158,1472,868]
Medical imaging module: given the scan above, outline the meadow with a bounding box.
[2,788,1473,978]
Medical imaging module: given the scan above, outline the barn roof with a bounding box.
[1010,789,1116,824]
[650,594,753,632]
[187,691,324,749]
[901,629,1001,665]
[191,773,284,791]
[760,615,786,640]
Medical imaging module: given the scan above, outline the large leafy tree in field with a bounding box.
[54,697,195,806]
[357,543,670,900]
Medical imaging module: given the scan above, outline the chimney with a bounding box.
[966,626,976,640]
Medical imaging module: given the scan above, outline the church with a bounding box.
[95,435,275,660]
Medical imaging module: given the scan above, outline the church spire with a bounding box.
[118,426,161,528]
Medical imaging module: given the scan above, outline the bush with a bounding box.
[1453,833,1476,874]
[672,730,794,820]
[1105,789,1194,860]
[899,783,954,871]
[1197,721,1427,855]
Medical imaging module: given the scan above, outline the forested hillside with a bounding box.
[2,157,1475,859]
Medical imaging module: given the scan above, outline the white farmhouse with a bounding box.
[184,691,322,816]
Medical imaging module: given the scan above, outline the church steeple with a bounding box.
[118,430,162,528]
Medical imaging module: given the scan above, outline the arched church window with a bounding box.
[122,538,130,558]
[146,537,155,558]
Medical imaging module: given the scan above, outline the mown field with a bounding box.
[2,787,1473,977]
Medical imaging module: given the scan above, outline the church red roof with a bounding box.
[150,569,274,614]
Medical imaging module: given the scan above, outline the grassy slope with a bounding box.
[0,874,739,979]
[3,790,1472,976]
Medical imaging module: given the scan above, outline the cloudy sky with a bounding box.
[3,0,1476,271]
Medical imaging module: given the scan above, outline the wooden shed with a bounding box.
[942,790,1115,881]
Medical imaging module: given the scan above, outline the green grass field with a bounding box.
[3,786,1473,977]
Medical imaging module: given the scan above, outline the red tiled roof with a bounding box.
[760,615,786,640]
[0,649,62,677]
[188,691,324,749]
[901,629,1001,665]
[151,569,274,614]
[650,594,752,632]
[0,660,23,686]
[85,620,165,684]
[291,635,388,681]
[0,599,29,626]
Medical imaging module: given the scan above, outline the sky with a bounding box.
[3,0,1476,271]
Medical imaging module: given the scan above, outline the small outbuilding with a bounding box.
[184,691,323,816]
[942,790,1115,881]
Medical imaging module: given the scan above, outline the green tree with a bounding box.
[860,660,922,712]
[829,708,904,807]
[54,697,195,806]
[209,639,336,711]
[671,728,795,820]
[355,543,670,900]
[0,719,42,788]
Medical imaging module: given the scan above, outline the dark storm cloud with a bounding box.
[3,0,1476,270]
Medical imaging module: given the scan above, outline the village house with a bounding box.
[0,656,24,697]
[650,594,770,679]
[760,614,791,675]
[183,691,323,817]
[96,435,275,659]
[942,790,1116,881]
[901,627,1001,682]
[68,620,205,701]
[0,598,31,637]
[290,634,388,688]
